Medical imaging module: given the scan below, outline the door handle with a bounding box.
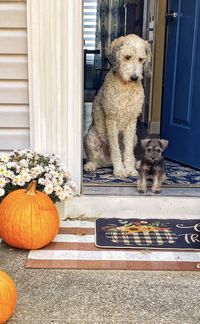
[166,10,178,20]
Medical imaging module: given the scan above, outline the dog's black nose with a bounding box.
[131,74,138,81]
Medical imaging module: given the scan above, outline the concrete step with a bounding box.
[60,195,200,220]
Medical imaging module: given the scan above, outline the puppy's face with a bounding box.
[141,139,169,163]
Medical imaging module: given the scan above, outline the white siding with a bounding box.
[0,55,28,79]
[0,2,27,28]
[0,30,27,54]
[0,0,29,151]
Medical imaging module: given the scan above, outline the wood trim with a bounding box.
[149,121,160,134]
[151,0,167,123]
[27,0,83,200]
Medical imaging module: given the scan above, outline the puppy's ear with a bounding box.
[144,41,151,77]
[159,139,169,150]
[106,36,125,72]
[141,139,151,149]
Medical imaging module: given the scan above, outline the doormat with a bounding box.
[83,159,200,187]
[95,218,200,250]
[25,220,200,271]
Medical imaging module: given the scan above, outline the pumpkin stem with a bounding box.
[26,180,37,196]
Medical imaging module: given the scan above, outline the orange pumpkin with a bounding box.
[0,181,59,249]
[0,270,17,323]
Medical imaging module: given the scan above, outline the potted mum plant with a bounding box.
[0,150,77,203]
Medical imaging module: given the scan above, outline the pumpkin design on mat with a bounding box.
[0,181,59,249]
[0,270,17,323]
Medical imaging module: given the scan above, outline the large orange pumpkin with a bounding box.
[0,181,59,249]
[0,270,17,323]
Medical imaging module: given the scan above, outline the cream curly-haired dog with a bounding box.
[84,34,151,178]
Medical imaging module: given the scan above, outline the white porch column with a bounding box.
[27,0,83,196]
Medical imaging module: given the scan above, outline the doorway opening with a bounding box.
[82,0,200,196]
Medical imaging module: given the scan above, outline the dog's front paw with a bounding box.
[125,168,138,177]
[113,166,126,178]
[137,185,147,193]
[152,185,162,194]
[137,180,147,193]
[84,162,97,173]
[135,160,141,170]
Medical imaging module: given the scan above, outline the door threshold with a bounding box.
[82,185,200,197]
[64,194,200,220]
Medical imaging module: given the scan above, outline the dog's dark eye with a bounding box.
[125,55,131,60]
[139,58,144,62]
[147,148,151,153]
[156,149,162,153]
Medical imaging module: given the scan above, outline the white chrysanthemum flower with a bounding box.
[54,185,63,195]
[3,170,14,179]
[0,188,5,196]
[67,180,78,193]
[0,165,7,175]
[0,153,9,163]
[64,171,72,180]
[44,172,52,180]
[15,165,21,174]
[12,176,25,186]
[44,179,53,187]
[57,177,63,185]
[58,165,65,173]
[50,171,59,179]
[51,177,57,185]
[31,165,44,178]
[58,192,67,201]
[49,164,56,171]
[53,155,61,164]
[26,152,33,159]
[38,177,45,185]
[19,159,29,167]
[0,177,6,188]
[20,172,32,183]
[63,187,74,199]
[6,161,17,168]
[50,158,56,164]
[35,165,44,173]
[18,150,26,156]
[44,184,54,195]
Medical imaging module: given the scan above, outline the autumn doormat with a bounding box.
[26,220,200,271]
[95,218,200,250]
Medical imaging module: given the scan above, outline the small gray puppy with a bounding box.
[137,138,169,193]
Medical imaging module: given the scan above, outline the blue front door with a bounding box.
[161,0,200,169]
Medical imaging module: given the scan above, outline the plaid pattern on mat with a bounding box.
[105,229,177,246]
[25,221,200,271]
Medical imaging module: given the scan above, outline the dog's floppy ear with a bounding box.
[106,36,125,72]
[144,41,151,77]
[141,139,151,149]
[159,139,169,151]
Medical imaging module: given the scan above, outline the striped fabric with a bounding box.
[26,221,200,271]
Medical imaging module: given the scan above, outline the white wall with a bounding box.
[0,0,29,151]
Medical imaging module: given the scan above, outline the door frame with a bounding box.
[26,0,166,196]
[150,0,167,134]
